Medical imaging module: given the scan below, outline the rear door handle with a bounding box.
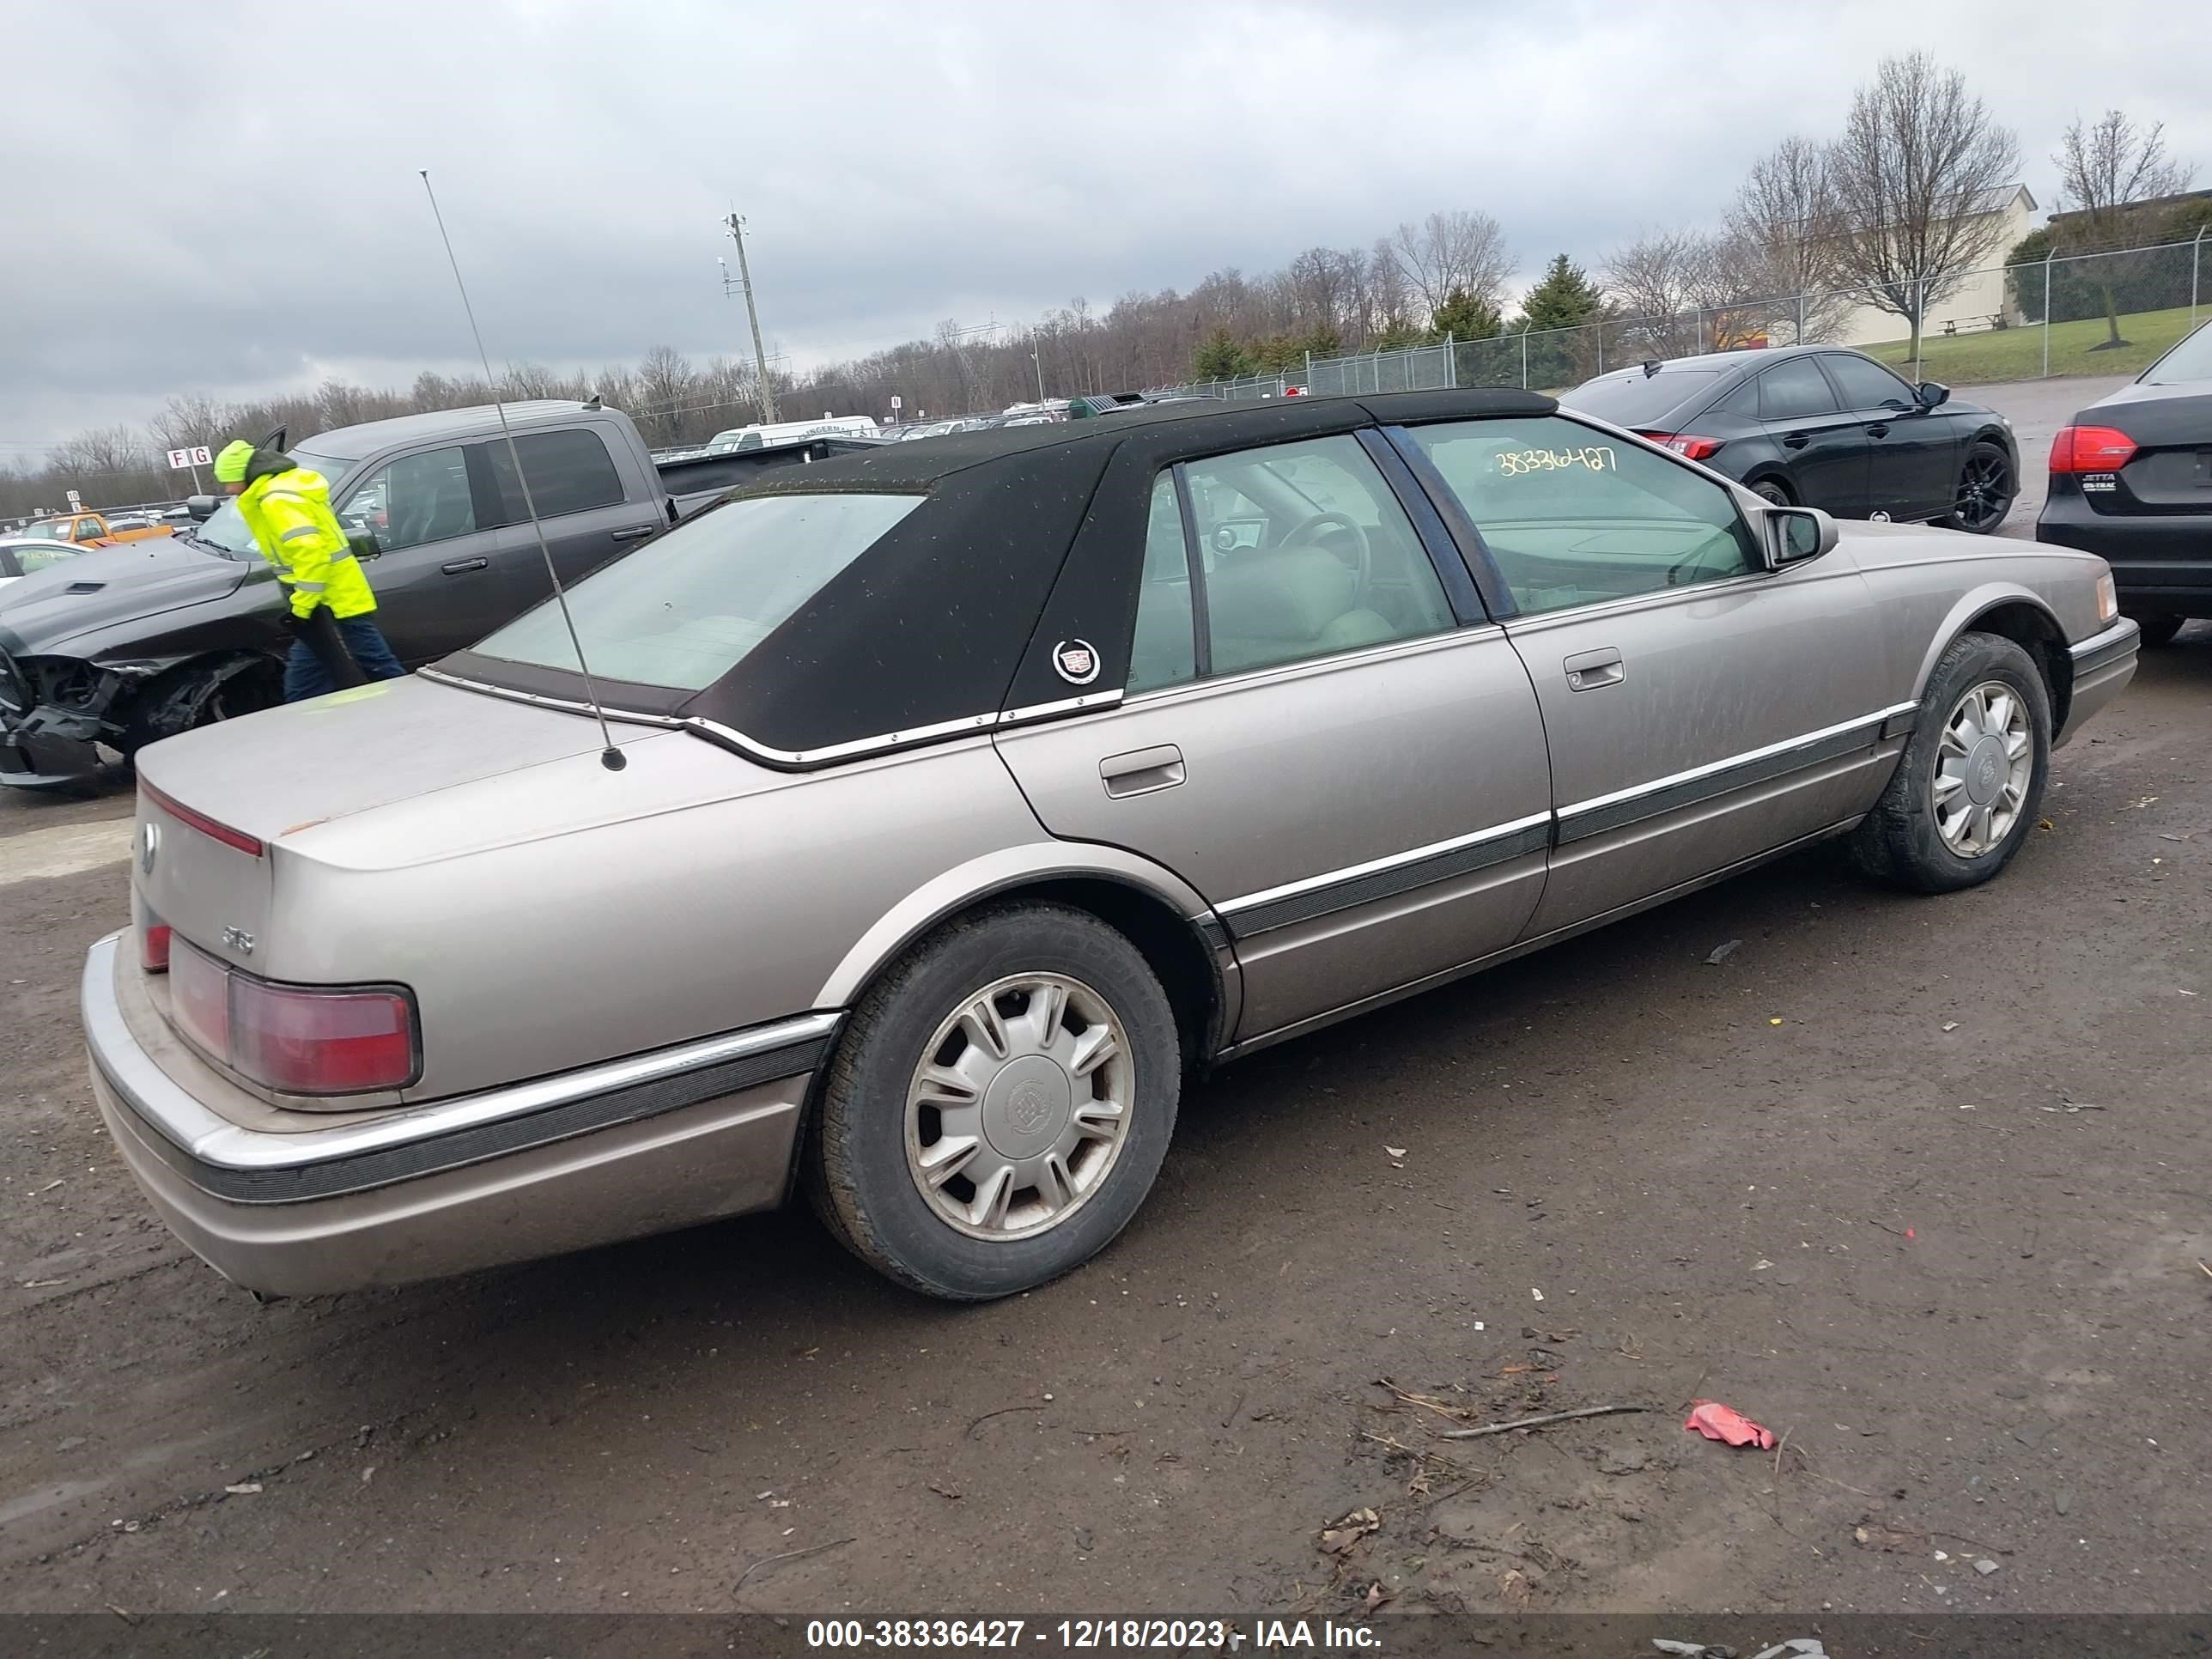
[1864,423,1890,438]
[1563,647,1624,691]
[1100,744,1185,798]
[1781,433,1809,449]
[610,525,657,543]
[440,557,489,575]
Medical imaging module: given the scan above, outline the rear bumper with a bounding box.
[82,933,836,1296]
[2037,499,2212,617]
[2057,617,2139,748]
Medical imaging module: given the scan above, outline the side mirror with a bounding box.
[185,495,218,521]
[1917,380,1950,409]
[1765,505,1838,568]
[345,530,381,562]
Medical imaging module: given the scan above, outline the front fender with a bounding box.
[1907,580,2065,704]
[815,841,1229,1013]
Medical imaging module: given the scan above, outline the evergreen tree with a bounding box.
[1515,255,1603,332]
[1193,327,1258,381]
[1431,288,1503,341]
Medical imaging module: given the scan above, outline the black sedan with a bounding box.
[1562,344,2019,532]
[2035,319,2212,646]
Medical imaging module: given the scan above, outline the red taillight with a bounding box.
[170,939,231,1060]
[167,939,417,1095]
[1645,432,1725,461]
[232,979,416,1094]
[2050,424,2138,474]
[142,919,172,973]
[141,780,264,858]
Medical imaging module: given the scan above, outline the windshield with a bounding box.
[474,491,927,690]
[21,520,74,541]
[1561,368,1729,426]
[182,448,351,560]
[2143,320,2212,385]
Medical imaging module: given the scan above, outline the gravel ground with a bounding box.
[1,375,2203,1617]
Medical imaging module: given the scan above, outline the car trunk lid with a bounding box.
[2073,381,2212,515]
[131,674,657,985]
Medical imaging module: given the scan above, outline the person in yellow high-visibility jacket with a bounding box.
[213,439,405,702]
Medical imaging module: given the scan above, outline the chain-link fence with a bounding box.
[1162,231,2211,403]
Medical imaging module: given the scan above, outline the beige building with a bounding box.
[1829,185,2040,347]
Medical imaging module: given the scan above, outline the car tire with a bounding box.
[2127,611,2184,647]
[1849,630,2051,894]
[1749,477,1795,507]
[807,902,1181,1300]
[1942,440,2016,535]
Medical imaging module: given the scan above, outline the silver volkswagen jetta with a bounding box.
[81,390,2138,1300]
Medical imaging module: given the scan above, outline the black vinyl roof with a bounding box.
[441,388,1559,766]
[730,388,1559,497]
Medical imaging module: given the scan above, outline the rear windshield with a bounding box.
[1560,368,1728,427]
[2142,320,2212,385]
[474,492,926,690]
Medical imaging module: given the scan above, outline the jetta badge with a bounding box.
[1053,639,1100,686]
[138,821,160,876]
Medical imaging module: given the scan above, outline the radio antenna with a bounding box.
[418,169,626,772]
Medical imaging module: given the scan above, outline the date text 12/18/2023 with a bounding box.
[805,1619,1385,1650]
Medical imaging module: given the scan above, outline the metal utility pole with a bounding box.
[722,211,779,423]
[1031,332,1046,404]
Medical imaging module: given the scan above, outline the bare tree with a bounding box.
[1388,210,1512,324]
[1721,136,1853,343]
[1826,52,2021,374]
[1368,236,1412,333]
[2052,109,2197,348]
[1603,230,1728,356]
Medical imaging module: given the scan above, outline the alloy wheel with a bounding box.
[904,974,1133,1241]
[1930,680,2033,856]
[1954,451,2013,532]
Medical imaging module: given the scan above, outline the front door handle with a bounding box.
[1564,647,1624,692]
[1781,433,1810,449]
[609,525,657,543]
[1100,744,1185,798]
[1864,423,1890,438]
[440,557,489,575]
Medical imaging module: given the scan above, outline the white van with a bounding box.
[706,416,880,453]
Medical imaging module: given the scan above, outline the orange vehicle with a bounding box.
[21,510,173,547]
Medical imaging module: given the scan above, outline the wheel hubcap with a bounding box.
[905,974,1133,1241]
[1932,680,2032,856]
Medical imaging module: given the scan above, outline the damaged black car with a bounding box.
[0,398,853,789]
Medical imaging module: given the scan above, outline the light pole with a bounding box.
[1031,332,1046,404]
[720,211,779,424]
[2193,223,2206,331]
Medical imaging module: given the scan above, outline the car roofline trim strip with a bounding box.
[83,935,838,1177]
[416,667,684,728]
[421,666,1122,770]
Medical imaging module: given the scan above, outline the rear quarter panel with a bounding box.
[270,732,1192,1101]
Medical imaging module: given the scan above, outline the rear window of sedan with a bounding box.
[474,491,925,690]
[1561,368,1728,427]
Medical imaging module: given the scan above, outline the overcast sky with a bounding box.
[5,0,2205,457]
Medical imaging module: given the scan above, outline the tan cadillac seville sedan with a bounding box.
[79,389,2139,1300]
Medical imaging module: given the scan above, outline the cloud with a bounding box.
[4,0,2204,452]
